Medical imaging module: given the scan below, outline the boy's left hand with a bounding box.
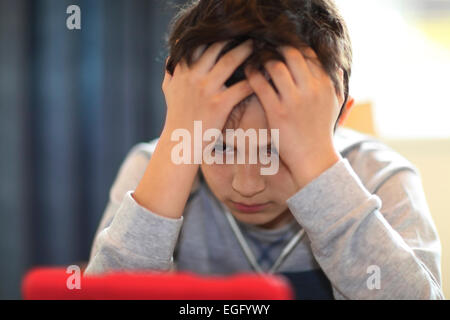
[245,46,344,189]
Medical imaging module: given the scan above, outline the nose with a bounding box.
[231,164,266,198]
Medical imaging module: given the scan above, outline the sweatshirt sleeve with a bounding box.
[84,143,183,275]
[286,158,444,300]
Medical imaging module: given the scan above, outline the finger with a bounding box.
[301,47,319,60]
[264,60,297,101]
[245,67,280,115]
[336,68,345,103]
[162,56,172,90]
[208,39,253,90]
[277,46,312,87]
[164,55,172,75]
[219,80,253,111]
[162,68,172,91]
[192,44,208,63]
[299,47,330,80]
[304,56,328,81]
[173,57,189,76]
[192,41,229,74]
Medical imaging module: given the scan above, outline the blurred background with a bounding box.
[0,0,449,299]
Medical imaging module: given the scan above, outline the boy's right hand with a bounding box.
[161,39,254,136]
[133,40,253,219]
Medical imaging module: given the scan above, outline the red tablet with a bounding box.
[22,267,293,300]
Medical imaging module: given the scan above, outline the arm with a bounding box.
[85,40,254,275]
[245,45,443,299]
[84,145,184,275]
[286,157,444,299]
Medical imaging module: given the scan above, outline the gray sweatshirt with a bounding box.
[84,127,444,299]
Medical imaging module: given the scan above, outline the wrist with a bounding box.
[134,130,200,219]
[290,145,341,190]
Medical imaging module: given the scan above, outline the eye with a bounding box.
[264,145,278,156]
[271,146,279,156]
[213,142,233,154]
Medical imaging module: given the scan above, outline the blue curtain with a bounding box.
[0,0,183,299]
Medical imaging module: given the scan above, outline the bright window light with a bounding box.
[336,0,450,139]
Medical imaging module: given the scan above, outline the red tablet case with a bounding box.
[22,267,294,300]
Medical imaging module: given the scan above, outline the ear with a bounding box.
[338,95,355,126]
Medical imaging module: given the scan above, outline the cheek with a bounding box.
[200,164,233,196]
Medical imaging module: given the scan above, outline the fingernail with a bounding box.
[244,39,253,46]
[244,66,252,76]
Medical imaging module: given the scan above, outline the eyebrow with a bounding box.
[216,139,272,150]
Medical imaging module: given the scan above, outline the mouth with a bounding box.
[230,200,271,213]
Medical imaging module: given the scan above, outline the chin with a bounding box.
[230,210,279,226]
[229,206,294,230]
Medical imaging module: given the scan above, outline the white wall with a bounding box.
[383,138,450,299]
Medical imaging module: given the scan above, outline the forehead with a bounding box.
[223,95,269,131]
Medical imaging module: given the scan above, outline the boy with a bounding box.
[85,0,444,299]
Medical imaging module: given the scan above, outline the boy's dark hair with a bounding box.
[166,0,352,123]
